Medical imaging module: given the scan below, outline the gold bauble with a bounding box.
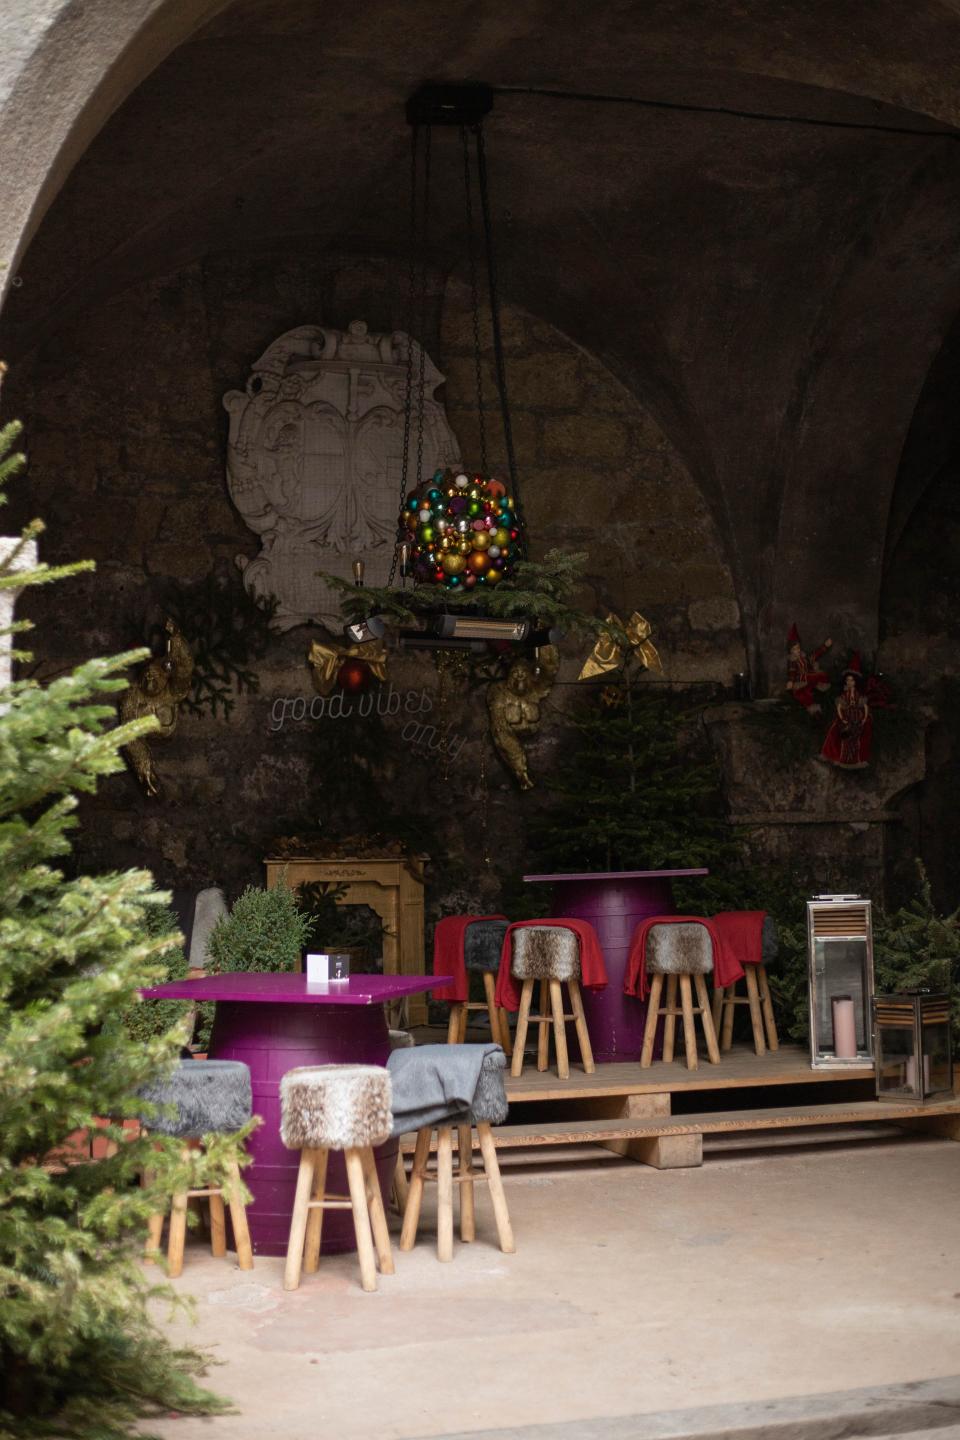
[493,527,511,547]
[442,552,467,575]
[485,566,503,584]
[471,530,491,551]
[458,539,472,554]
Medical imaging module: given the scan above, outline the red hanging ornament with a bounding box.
[337,659,372,693]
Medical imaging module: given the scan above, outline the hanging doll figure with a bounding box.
[819,653,872,769]
[785,623,833,714]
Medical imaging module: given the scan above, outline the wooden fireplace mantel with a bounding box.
[264,855,428,1024]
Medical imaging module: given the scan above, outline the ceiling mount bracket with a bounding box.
[406,82,493,128]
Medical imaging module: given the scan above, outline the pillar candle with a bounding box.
[831,995,857,1058]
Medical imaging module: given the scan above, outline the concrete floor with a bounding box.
[148,1131,960,1440]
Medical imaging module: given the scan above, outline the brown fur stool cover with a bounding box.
[280,1065,392,1152]
[510,925,581,982]
[646,923,714,976]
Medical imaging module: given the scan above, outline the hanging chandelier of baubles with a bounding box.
[401,468,524,591]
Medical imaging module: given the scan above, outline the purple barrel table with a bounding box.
[522,869,708,1063]
[140,971,441,1256]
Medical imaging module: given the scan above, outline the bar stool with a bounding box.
[396,1047,515,1263]
[509,925,594,1080]
[711,916,780,1054]
[140,1059,254,1278]
[639,924,721,1071]
[280,1064,394,1294]
[446,918,512,1056]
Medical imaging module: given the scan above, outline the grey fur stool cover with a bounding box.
[465,1049,509,1125]
[280,1065,392,1151]
[464,919,510,972]
[511,925,581,982]
[138,1059,251,1139]
[761,915,778,965]
[646,923,714,976]
[389,1029,415,1050]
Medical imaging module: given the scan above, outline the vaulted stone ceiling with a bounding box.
[4,0,960,684]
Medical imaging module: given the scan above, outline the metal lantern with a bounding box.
[873,991,953,1102]
[806,894,875,1068]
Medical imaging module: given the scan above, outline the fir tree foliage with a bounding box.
[206,879,315,974]
[530,679,734,874]
[0,391,248,1438]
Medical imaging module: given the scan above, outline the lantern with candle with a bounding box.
[806,894,876,1068]
[873,991,953,1102]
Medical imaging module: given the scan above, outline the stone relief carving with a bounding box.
[223,321,462,629]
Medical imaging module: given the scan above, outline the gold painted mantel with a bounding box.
[264,856,428,1024]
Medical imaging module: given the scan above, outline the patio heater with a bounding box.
[806,894,875,1069]
[873,991,953,1102]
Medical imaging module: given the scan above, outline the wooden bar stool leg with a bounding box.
[458,1125,476,1242]
[720,983,736,1051]
[477,1123,515,1254]
[303,1147,329,1273]
[483,972,508,1053]
[712,984,724,1034]
[167,1189,189,1279]
[447,1004,464,1044]
[695,972,722,1064]
[400,1127,432,1251]
[549,978,570,1079]
[757,963,780,1050]
[663,974,678,1063]
[360,1147,394,1276]
[344,1147,378,1292]
[568,978,595,1073]
[744,965,767,1056]
[390,1148,409,1215]
[436,1126,455,1263]
[224,1158,254,1270]
[458,1004,469,1043]
[208,1192,227,1258]
[511,980,534,1077]
[679,973,699,1071]
[284,1148,317,1291]
[537,980,550,1072]
[498,1006,513,1059]
[640,973,663,1068]
[145,1208,165,1259]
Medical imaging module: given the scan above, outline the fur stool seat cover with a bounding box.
[464,919,510,973]
[388,1029,415,1050]
[761,915,778,965]
[465,1049,509,1125]
[510,925,581,982]
[280,1065,392,1151]
[138,1059,251,1138]
[646,923,714,976]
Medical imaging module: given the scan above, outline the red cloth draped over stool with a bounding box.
[710,910,767,969]
[623,915,744,1000]
[430,914,507,1003]
[495,918,608,1012]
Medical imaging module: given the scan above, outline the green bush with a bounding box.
[207,880,315,974]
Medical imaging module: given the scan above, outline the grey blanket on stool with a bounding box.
[387,1042,504,1136]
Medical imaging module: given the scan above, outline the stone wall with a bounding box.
[3,251,746,916]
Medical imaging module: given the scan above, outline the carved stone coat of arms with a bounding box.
[223,321,462,629]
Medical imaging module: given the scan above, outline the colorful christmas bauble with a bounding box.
[399,469,525,591]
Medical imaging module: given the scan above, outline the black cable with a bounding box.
[491,83,960,142]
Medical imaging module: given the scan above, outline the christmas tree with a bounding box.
[529,678,735,875]
[0,383,245,1438]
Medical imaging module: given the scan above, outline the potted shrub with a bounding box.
[207,878,316,974]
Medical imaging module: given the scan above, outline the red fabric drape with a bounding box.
[430,914,507,1003]
[623,915,745,1000]
[710,910,767,969]
[495,919,608,1012]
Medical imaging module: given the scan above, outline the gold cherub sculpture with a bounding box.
[121,618,194,796]
[486,645,559,790]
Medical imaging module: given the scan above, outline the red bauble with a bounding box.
[337,659,371,693]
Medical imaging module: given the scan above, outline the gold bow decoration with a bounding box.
[578,611,662,681]
[307,637,388,696]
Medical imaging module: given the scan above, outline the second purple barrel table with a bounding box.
[140,971,440,1256]
[523,869,708,1062]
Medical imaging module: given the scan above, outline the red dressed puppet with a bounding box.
[786,623,833,714]
[819,652,872,769]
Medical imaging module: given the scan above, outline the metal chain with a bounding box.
[390,124,421,586]
[475,123,524,547]
[461,124,487,473]
[415,125,431,501]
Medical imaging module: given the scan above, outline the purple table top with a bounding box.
[522,868,709,883]
[141,971,444,1006]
